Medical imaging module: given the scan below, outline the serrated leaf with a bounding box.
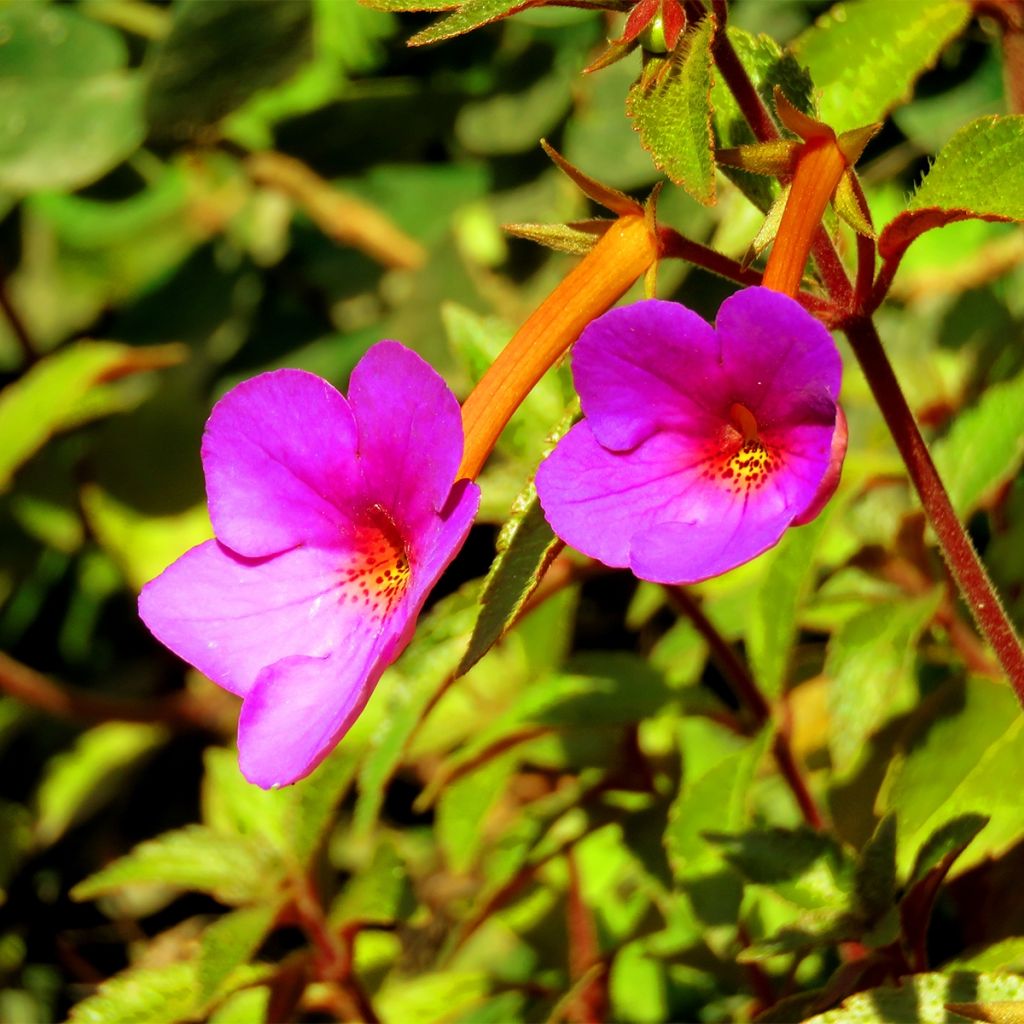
[801,972,1024,1024]
[198,904,278,1005]
[790,0,970,135]
[710,27,814,212]
[34,723,168,848]
[826,593,940,776]
[745,514,827,698]
[0,5,145,193]
[666,729,769,878]
[286,744,362,867]
[947,1002,1024,1024]
[144,0,313,141]
[879,116,1024,266]
[932,364,1024,519]
[0,342,185,494]
[457,488,561,676]
[627,15,716,205]
[71,825,282,906]
[68,962,198,1024]
[404,0,541,45]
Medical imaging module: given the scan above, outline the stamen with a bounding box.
[730,402,759,443]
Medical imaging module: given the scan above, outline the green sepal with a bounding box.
[746,183,790,262]
[503,220,613,255]
[833,169,875,238]
[716,140,798,178]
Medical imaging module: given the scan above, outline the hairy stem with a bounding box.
[843,317,1024,694]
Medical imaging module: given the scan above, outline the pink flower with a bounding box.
[536,287,846,584]
[139,343,479,788]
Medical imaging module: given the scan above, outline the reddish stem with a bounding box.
[843,317,1024,697]
[665,587,825,830]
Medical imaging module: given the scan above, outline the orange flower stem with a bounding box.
[459,214,659,480]
[761,138,847,298]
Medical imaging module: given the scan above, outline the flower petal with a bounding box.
[792,404,848,526]
[571,299,724,452]
[715,287,841,430]
[202,369,362,558]
[238,649,386,788]
[139,540,352,698]
[348,342,466,543]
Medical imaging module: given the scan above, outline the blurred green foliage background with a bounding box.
[2,0,1024,1021]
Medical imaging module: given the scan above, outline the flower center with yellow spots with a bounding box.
[701,403,779,496]
[341,505,411,620]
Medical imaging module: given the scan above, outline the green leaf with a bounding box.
[627,15,716,205]
[80,486,212,593]
[197,904,278,1005]
[0,5,145,193]
[457,487,561,676]
[375,971,490,1024]
[71,825,282,906]
[330,838,412,927]
[0,341,185,495]
[710,26,814,212]
[853,814,898,922]
[707,826,852,911]
[436,753,515,873]
[790,0,970,135]
[34,723,168,848]
[352,583,482,838]
[207,987,270,1024]
[801,972,1024,1024]
[879,116,1024,266]
[402,0,539,46]
[67,962,198,1024]
[286,745,362,868]
[826,593,940,776]
[932,366,1024,519]
[144,0,313,141]
[745,514,827,698]
[880,677,1024,876]
[666,730,769,878]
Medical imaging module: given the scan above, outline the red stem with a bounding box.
[843,317,1024,697]
[666,587,825,829]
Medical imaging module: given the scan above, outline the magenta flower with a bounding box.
[536,287,846,584]
[139,343,479,789]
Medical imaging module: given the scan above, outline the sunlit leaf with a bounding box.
[34,723,168,848]
[826,593,940,776]
[791,0,970,135]
[197,904,278,1005]
[71,825,281,906]
[879,116,1024,267]
[0,342,185,495]
[801,972,1024,1024]
[627,15,716,205]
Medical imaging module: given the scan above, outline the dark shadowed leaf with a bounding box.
[145,0,313,141]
